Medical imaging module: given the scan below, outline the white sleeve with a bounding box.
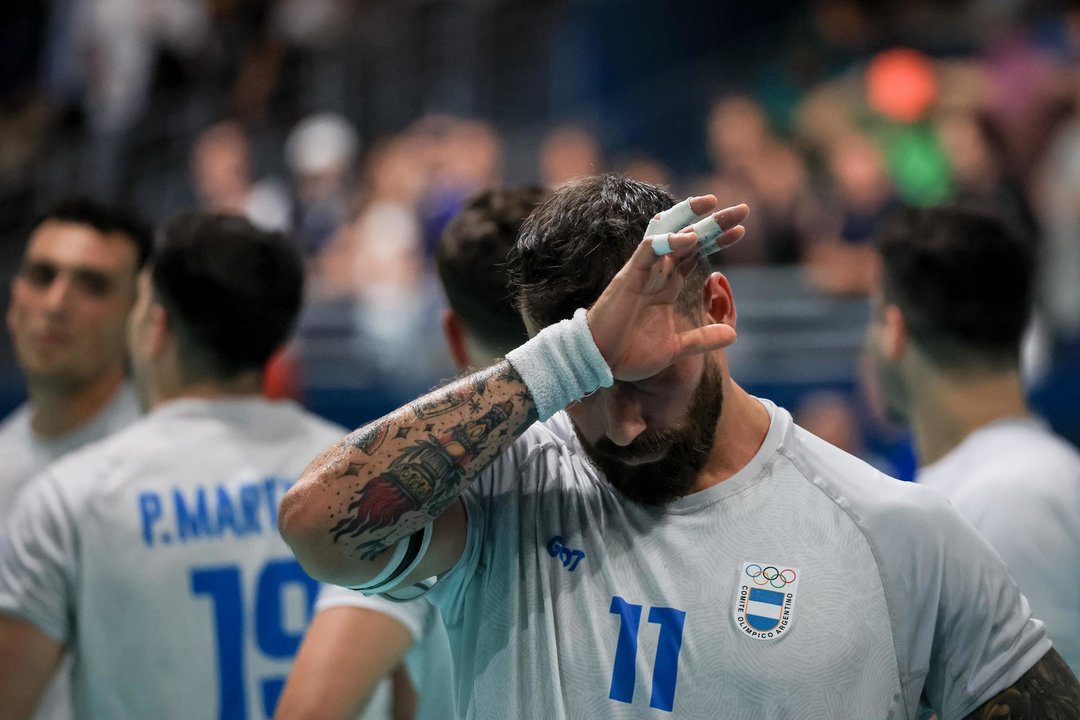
[881,485,1051,718]
[425,465,488,626]
[426,419,575,626]
[315,583,433,642]
[0,472,77,643]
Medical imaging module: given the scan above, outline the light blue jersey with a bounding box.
[0,397,344,719]
[429,401,1049,719]
[0,381,139,720]
[918,416,1080,674]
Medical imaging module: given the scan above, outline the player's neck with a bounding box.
[149,372,266,410]
[28,366,126,438]
[911,368,1029,466]
[694,381,771,491]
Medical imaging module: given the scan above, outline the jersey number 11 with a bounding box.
[609,596,686,712]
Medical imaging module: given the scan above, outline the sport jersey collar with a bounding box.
[651,397,791,515]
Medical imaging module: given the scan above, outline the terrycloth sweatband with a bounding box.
[506,307,614,421]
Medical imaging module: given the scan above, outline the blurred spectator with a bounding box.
[315,133,429,299]
[980,25,1075,188]
[77,0,210,197]
[936,108,1036,233]
[417,116,502,256]
[706,96,772,180]
[190,120,290,231]
[805,132,901,295]
[698,95,823,265]
[285,112,360,259]
[539,125,602,187]
[794,390,896,476]
[293,125,449,405]
[613,153,671,187]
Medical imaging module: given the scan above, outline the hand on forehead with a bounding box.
[645,196,748,258]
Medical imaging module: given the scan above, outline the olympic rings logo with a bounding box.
[745,564,797,589]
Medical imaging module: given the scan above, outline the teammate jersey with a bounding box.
[0,381,139,720]
[0,397,344,720]
[315,585,455,720]
[428,401,1050,719]
[918,416,1080,674]
[0,383,139,515]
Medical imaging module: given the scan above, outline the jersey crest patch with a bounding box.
[733,561,800,641]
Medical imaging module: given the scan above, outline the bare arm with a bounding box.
[275,607,414,720]
[280,363,536,585]
[0,615,63,720]
[962,649,1080,719]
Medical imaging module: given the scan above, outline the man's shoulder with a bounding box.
[923,419,1080,501]
[785,422,959,545]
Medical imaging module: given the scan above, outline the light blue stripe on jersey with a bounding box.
[749,588,785,605]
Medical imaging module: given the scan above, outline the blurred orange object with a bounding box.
[264,347,302,400]
[866,48,938,123]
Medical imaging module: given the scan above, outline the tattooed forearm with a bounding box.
[411,376,487,419]
[311,361,536,561]
[963,649,1080,720]
[331,402,513,558]
[347,423,388,455]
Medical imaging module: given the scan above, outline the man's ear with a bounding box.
[144,303,171,359]
[881,304,907,361]
[703,272,736,328]
[442,309,470,371]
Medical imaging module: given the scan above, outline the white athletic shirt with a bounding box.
[918,416,1080,674]
[0,382,139,720]
[427,401,1050,719]
[315,585,455,720]
[0,383,140,515]
[0,397,344,720]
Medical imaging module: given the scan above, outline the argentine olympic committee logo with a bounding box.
[733,561,800,641]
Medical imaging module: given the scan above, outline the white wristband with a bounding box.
[506,308,614,421]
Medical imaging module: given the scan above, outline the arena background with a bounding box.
[2,0,1080,480]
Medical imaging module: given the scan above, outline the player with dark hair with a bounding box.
[435,185,546,366]
[868,205,1080,673]
[1,197,152,509]
[0,212,346,719]
[281,176,1079,718]
[279,186,549,720]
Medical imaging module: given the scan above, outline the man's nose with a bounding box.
[41,274,75,313]
[601,386,647,447]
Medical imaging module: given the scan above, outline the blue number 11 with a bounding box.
[608,596,686,712]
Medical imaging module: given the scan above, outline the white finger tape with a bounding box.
[645,198,697,236]
[691,215,722,243]
[650,233,673,256]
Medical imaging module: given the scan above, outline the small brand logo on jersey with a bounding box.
[733,561,800,641]
[546,535,585,572]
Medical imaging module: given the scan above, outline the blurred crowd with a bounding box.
[2,0,1080,452]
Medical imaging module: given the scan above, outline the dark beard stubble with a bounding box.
[575,359,724,507]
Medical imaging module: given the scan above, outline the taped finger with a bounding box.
[691,215,722,244]
[650,233,673,256]
[645,198,699,236]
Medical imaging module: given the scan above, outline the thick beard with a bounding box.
[575,359,724,507]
